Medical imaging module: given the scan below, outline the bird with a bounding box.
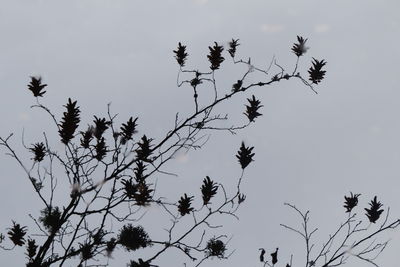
[271,247,279,265]
[259,248,266,262]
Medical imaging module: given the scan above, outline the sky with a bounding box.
[1,0,400,266]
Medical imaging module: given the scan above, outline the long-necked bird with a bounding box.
[271,248,279,265]
[259,248,266,262]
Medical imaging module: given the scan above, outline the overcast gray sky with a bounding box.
[1,0,400,266]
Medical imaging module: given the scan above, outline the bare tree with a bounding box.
[258,194,399,267]
[0,36,389,267]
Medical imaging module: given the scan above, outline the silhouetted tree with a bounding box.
[271,195,399,267]
[0,36,394,267]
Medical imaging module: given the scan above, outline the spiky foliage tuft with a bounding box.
[365,196,384,223]
[120,117,138,144]
[291,35,308,57]
[93,116,110,139]
[201,176,218,205]
[28,76,47,97]
[39,206,61,234]
[118,224,151,251]
[106,238,117,257]
[29,142,46,162]
[135,182,153,206]
[178,194,194,216]
[129,259,150,267]
[205,238,226,258]
[59,98,80,144]
[26,258,51,267]
[236,142,255,169]
[244,95,263,122]
[173,42,188,67]
[344,192,360,213]
[122,178,153,206]
[26,239,38,260]
[228,39,240,58]
[122,161,151,204]
[232,80,243,92]
[207,42,225,70]
[92,230,105,245]
[80,127,93,149]
[80,243,94,261]
[94,137,107,161]
[134,161,147,183]
[136,135,153,162]
[308,58,327,84]
[8,221,27,246]
[122,179,137,199]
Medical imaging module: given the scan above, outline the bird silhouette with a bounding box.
[259,248,266,262]
[271,248,278,265]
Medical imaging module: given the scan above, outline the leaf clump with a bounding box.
[39,206,62,234]
[308,58,327,84]
[244,95,263,122]
[228,39,240,58]
[178,194,194,216]
[291,35,308,57]
[28,77,47,97]
[205,238,226,258]
[30,142,46,162]
[365,196,384,223]
[201,176,218,205]
[120,117,138,144]
[207,42,225,70]
[59,98,81,144]
[118,225,151,251]
[8,221,27,246]
[173,42,188,67]
[344,192,360,213]
[236,142,255,169]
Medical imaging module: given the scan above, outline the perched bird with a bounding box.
[259,248,266,262]
[271,248,279,265]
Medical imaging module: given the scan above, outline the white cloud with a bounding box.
[260,24,285,33]
[314,24,330,33]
